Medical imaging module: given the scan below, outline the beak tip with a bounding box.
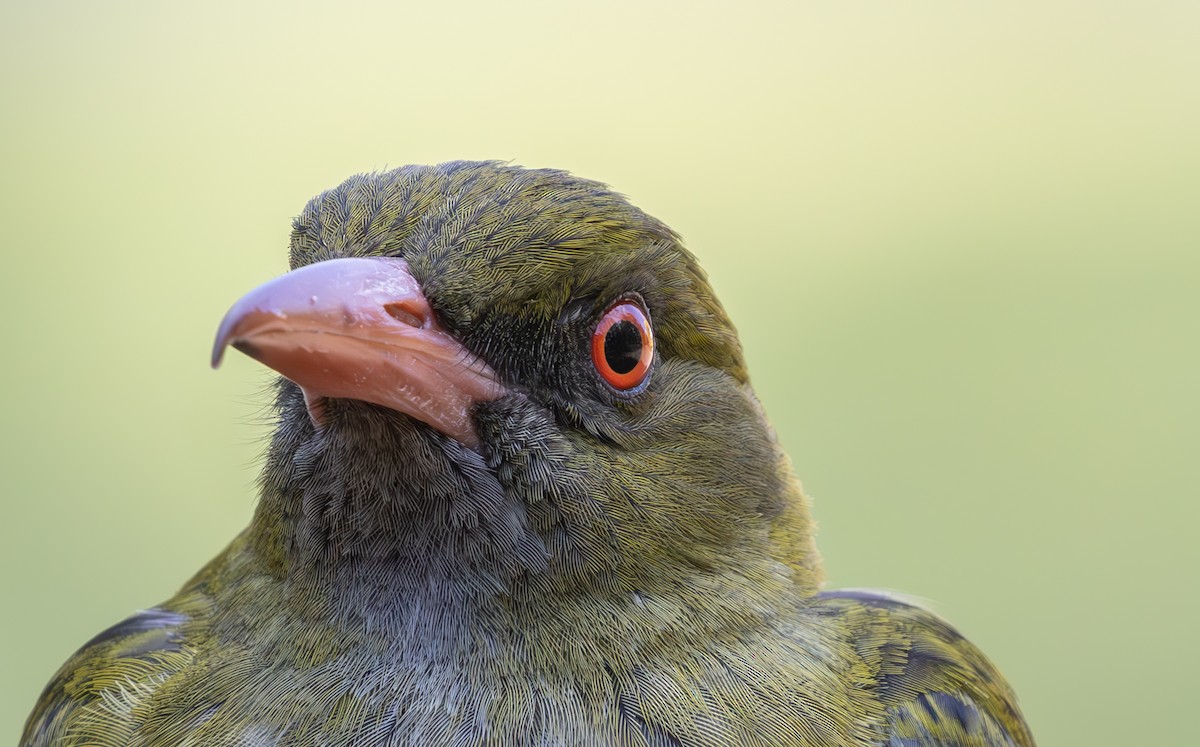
[211,325,231,369]
[212,305,248,369]
[212,311,236,369]
[212,334,259,368]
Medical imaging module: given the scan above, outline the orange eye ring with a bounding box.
[591,299,654,391]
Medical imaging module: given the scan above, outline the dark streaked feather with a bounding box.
[818,590,1034,747]
[22,608,192,747]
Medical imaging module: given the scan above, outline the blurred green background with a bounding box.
[1,1,1196,744]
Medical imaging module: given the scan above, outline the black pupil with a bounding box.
[604,320,643,374]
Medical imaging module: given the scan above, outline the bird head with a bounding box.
[213,161,820,605]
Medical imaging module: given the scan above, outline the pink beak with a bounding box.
[212,258,504,447]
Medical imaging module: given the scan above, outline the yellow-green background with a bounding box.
[2,1,1196,744]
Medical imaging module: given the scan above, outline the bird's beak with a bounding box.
[212,257,504,447]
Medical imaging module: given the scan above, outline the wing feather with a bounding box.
[21,608,193,747]
[819,589,1035,747]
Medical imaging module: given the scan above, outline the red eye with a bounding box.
[591,299,654,391]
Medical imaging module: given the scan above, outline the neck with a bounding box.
[247,405,547,598]
[239,386,821,628]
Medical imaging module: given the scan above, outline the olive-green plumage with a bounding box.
[23,162,1034,746]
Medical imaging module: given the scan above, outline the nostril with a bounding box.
[383,299,430,329]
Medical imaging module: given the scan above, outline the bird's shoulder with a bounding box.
[815,589,1035,747]
[21,604,199,747]
[19,536,249,747]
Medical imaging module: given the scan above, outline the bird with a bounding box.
[22,161,1034,746]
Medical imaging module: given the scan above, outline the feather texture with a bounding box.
[24,162,1033,746]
